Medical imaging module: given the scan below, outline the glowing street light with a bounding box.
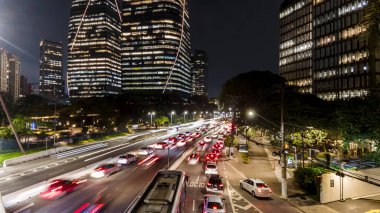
[170,111,175,124]
[183,111,188,122]
[148,112,155,127]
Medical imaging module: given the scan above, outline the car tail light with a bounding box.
[258,189,262,193]
[212,206,218,210]
[207,183,211,186]
[269,188,272,193]
[90,203,104,213]
[95,167,104,171]
[74,203,90,213]
[219,183,223,187]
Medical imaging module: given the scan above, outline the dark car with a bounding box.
[206,174,224,194]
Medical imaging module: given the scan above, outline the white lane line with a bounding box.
[49,169,64,176]
[84,143,135,162]
[79,142,132,159]
[226,180,237,213]
[196,175,199,182]
[192,200,195,211]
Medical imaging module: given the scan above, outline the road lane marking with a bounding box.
[84,143,135,161]
[196,175,199,182]
[192,200,195,211]
[226,180,262,213]
[49,169,64,176]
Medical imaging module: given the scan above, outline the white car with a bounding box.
[202,194,226,213]
[205,162,218,175]
[239,178,272,198]
[211,134,218,139]
[204,136,212,143]
[117,154,137,165]
[153,142,169,149]
[138,147,154,155]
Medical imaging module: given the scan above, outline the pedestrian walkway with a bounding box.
[226,135,342,213]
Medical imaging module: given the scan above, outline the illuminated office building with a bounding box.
[0,49,20,102]
[279,0,313,94]
[39,40,64,99]
[68,0,122,98]
[313,0,380,100]
[191,50,208,96]
[280,0,380,100]
[121,0,192,95]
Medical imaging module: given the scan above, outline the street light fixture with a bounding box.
[183,111,188,122]
[170,111,175,124]
[148,112,155,127]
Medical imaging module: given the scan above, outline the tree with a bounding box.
[154,116,169,126]
[0,126,11,138]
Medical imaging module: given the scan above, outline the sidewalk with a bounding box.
[227,135,340,213]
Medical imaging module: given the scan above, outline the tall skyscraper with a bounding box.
[191,50,208,97]
[67,0,122,98]
[279,0,313,94]
[0,49,8,93]
[0,49,20,102]
[121,0,192,96]
[312,0,380,100]
[7,53,20,103]
[279,0,380,100]
[20,75,28,98]
[39,40,64,99]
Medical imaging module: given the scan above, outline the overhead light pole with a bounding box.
[170,111,175,124]
[193,111,196,120]
[148,112,155,127]
[183,111,188,122]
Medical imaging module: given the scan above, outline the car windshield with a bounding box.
[209,177,221,183]
[207,201,223,209]
[240,145,248,149]
[207,165,216,169]
[256,183,268,188]
[141,147,147,150]
[49,181,64,189]
[119,155,126,158]
[190,154,197,158]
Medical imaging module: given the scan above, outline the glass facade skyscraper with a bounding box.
[39,40,64,99]
[191,50,208,97]
[121,0,192,95]
[279,0,313,94]
[68,0,122,98]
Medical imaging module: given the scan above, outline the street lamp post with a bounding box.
[183,111,188,122]
[193,111,196,120]
[280,86,287,199]
[170,111,175,124]
[148,112,155,127]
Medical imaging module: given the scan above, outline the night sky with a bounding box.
[0,0,281,97]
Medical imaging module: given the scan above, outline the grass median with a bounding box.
[0,148,45,166]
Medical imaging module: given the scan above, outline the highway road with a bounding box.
[5,121,215,212]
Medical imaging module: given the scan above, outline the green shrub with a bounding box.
[293,166,327,194]
[240,153,249,164]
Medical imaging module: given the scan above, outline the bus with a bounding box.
[127,170,188,213]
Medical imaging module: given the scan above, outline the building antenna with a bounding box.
[70,0,92,52]
[162,0,186,94]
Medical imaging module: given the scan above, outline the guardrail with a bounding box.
[3,147,72,167]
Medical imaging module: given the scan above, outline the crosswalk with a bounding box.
[52,143,107,159]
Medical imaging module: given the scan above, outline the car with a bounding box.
[211,149,222,157]
[205,153,218,162]
[212,144,223,150]
[117,153,137,165]
[204,136,212,143]
[40,179,86,199]
[198,140,206,146]
[177,133,185,139]
[238,144,248,153]
[188,153,200,165]
[205,162,218,175]
[272,149,280,156]
[90,163,120,178]
[185,136,194,143]
[153,141,169,149]
[184,131,191,136]
[176,138,186,147]
[138,146,154,155]
[240,178,272,198]
[206,175,224,194]
[202,194,226,213]
[74,188,116,213]
[163,137,177,144]
[211,134,218,139]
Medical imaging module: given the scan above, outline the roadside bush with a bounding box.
[293,166,327,194]
[240,153,249,164]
